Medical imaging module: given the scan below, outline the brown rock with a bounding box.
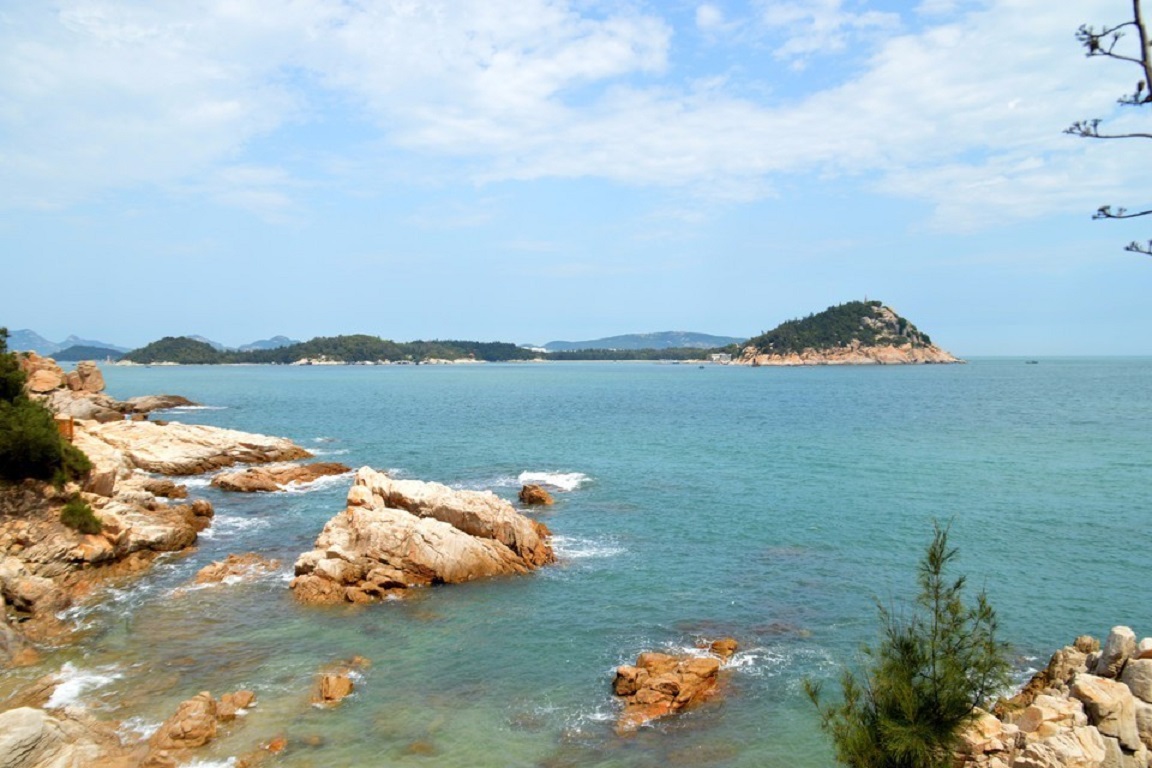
[314,673,355,706]
[211,462,351,493]
[74,361,106,393]
[148,691,219,751]
[612,644,734,733]
[142,478,188,499]
[217,689,257,721]
[122,394,197,413]
[518,484,554,505]
[26,368,65,393]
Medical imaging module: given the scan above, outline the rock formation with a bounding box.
[211,462,350,492]
[518,484,554,506]
[957,626,1152,768]
[144,689,256,767]
[291,467,554,605]
[77,420,312,476]
[17,353,191,423]
[612,639,738,733]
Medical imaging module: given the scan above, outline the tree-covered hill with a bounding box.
[122,335,539,364]
[745,300,934,355]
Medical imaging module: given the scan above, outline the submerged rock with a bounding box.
[193,553,281,585]
[612,639,738,733]
[291,467,553,604]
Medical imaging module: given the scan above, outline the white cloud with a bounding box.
[756,0,902,60]
[0,0,1135,232]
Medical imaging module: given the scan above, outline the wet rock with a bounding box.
[612,640,737,733]
[148,691,219,751]
[291,468,553,604]
[518,484,554,506]
[211,462,350,493]
[193,553,281,585]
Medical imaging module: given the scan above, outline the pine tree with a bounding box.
[806,523,1010,768]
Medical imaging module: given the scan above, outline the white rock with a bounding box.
[1013,725,1106,768]
[1135,699,1152,750]
[1121,659,1152,704]
[1096,627,1138,678]
[1072,673,1143,752]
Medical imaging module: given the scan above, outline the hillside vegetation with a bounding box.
[123,335,538,364]
[746,301,933,355]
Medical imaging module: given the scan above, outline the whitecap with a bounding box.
[179,477,213,489]
[118,717,162,742]
[164,405,228,412]
[280,471,355,494]
[551,535,625,560]
[518,471,590,492]
[310,448,351,457]
[46,662,123,709]
[198,515,272,540]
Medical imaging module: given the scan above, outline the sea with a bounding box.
[6,358,1151,767]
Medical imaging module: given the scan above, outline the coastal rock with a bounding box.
[71,361,106,394]
[958,629,1152,768]
[25,369,64,393]
[0,706,135,768]
[122,394,196,414]
[148,692,219,751]
[211,462,351,493]
[313,673,355,706]
[1121,659,1152,704]
[79,420,312,475]
[518,484,554,506]
[1096,627,1137,679]
[1072,674,1142,751]
[194,553,281,585]
[291,468,553,604]
[612,641,737,733]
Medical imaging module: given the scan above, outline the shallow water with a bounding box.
[10,359,1152,767]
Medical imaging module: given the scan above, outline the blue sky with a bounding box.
[2,0,1150,355]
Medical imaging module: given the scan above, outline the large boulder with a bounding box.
[1120,659,1152,704]
[1071,674,1142,752]
[121,395,196,414]
[71,361,105,394]
[1096,627,1138,679]
[291,468,553,604]
[0,706,135,768]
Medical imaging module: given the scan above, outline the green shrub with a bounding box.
[806,523,1010,768]
[0,327,92,486]
[60,494,102,535]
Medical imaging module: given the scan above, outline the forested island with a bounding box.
[78,300,959,365]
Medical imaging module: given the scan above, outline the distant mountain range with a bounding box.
[536,331,746,352]
[6,329,132,356]
[5,330,300,356]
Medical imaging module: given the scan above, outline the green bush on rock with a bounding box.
[60,494,102,535]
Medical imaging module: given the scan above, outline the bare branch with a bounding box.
[1126,240,1152,255]
[1094,205,1152,220]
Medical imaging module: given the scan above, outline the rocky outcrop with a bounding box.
[612,639,738,733]
[311,657,370,707]
[738,341,961,366]
[78,421,312,476]
[0,706,139,768]
[211,462,350,493]
[518,484,554,506]
[957,626,1152,768]
[290,467,553,605]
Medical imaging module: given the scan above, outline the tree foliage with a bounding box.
[1067,0,1152,254]
[0,328,92,485]
[122,334,540,364]
[806,523,1010,768]
[745,301,931,356]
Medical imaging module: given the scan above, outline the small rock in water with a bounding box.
[518,484,554,506]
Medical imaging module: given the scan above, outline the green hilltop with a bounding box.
[745,300,934,355]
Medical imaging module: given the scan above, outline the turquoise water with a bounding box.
[15,359,1152,766]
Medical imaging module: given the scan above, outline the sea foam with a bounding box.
[46,662,122,709]
[517,471,590,492]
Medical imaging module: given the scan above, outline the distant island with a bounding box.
[10,300,960,365]
[737,300,961,365]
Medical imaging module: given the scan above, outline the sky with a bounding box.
[2,0,1151,355]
